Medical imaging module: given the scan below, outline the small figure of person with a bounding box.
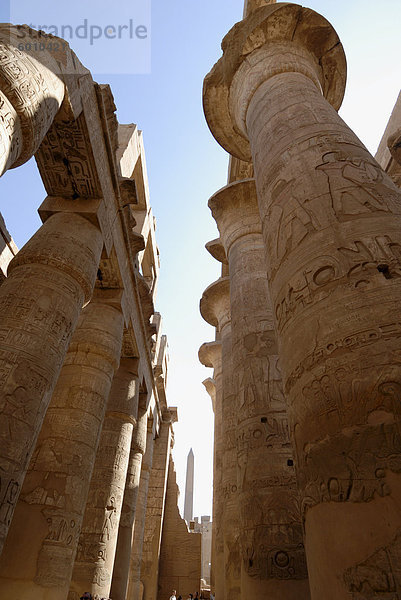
[177,596,183,600]
[187,594,193,600]
[80,594,92,600]
[170,591,177,600]
[194,593,199,600]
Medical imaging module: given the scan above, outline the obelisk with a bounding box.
[184,448,194,525]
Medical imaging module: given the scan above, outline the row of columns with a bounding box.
[0,210,155,599]
[0,31,176,599]
[201,2,401,599]
[0,205,176,600]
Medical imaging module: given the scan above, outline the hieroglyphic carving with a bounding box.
[207,174,309,590]
[36,113,102,198]
[70,419,131,595]
[0,89,21,174]
[316,152,399,221]
[0,300,123,597]
[266,177,320,277]
[299,409,401,513]
[344,529,401,598]
[0,36,65,168]
[0,213,102,554]
[275,235,401,333]
[287,323,401,393]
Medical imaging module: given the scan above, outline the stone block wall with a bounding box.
[158,457,201,600]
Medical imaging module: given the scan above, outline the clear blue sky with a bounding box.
[0,0,400,518]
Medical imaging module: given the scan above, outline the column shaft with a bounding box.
[210,180,309,597]
[0,212,102,555]
[0,300,123,600]
[220,322,241,599]
[212,359,224,600]
[110,405,147,600]
[69,358,139,599]
[244,51,401,597]
[127,427,155,600]
[200,277,239,600]
[140,423,171,600]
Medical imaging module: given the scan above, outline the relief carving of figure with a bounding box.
[316,151,393,220]
[101,496,117,542]
[267,178,319,273]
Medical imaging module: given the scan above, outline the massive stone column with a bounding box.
[111,404,148,600]
[69,357,140,599]
[0,26,66,175]
[199,341,224,600]
[127,423,155,600]
[209,179,309,598]
[140,419,172,600]
[0,298,124,600]
[204,4,401,598]
[0,212,102,555]
[200,277,241,599]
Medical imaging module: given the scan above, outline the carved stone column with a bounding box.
[199,342,224,600]
[204,4,401,597]
[69,357,139,599]
[200,277,240,599]
[110,404,147,600]
[0,26,66,175]
[0,299,124,600]
[0,212,102,556]
[140,419,172,600]
[127,424,155,600]
[209,179,310,598]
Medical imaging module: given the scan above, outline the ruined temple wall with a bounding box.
[158,456,201,600]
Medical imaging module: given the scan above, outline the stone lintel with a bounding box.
[203,3,346,160]
[205,238,228,264]
[122,326,140,359]
[200,277,231,329]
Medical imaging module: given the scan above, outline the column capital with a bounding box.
[205,238,228,264]
[203,377,216,412]
[200,277,231,330]
[198,340,222,372]
[203,3,346,160]
[208,178,261,253]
